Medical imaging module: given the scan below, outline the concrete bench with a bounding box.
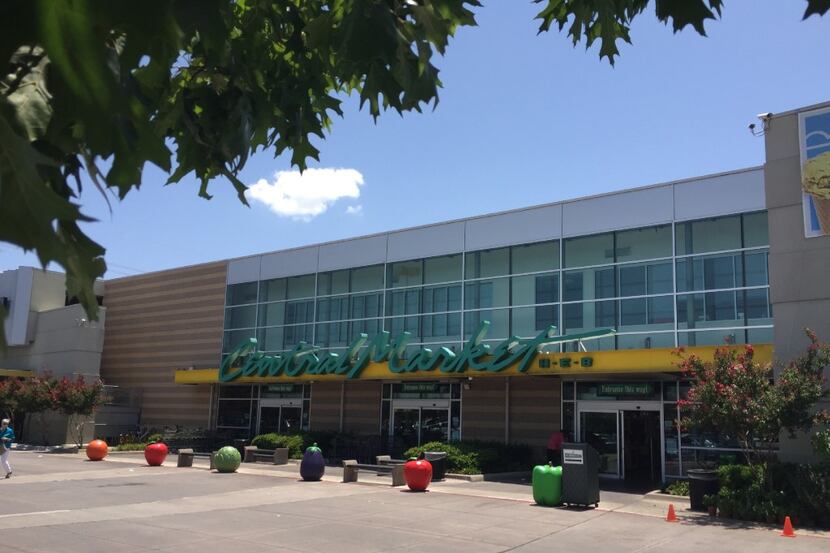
[177,449,216,470]
[375,455,405,465]
[243,446,289,465]
[342,459,405,486]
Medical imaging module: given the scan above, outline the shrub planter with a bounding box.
[86,439,108,461]
[213,446,242,473]
[300,443,325,481]
[144,442,169,466]
[404,458,432,491]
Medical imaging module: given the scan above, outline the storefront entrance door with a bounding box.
[391,407,450,453]
[577,405,663,482]
[257,400,303,435]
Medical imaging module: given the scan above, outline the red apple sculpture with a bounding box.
[144,442,169,466]
[404,457,433,492]
[86,439,108,461]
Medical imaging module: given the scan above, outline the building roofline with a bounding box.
[106,165,763,283]
[770,100,830,119]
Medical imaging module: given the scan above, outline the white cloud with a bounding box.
[246,168,364,221]
[345,205,363,216]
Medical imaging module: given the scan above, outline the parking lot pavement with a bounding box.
[1,451,827,553]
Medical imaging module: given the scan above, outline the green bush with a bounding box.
[663,480,690,496]
[114,442,147,451]
[250,433,305,458]
[403,440,534,475]
[714,463,830,527]
[146,433,163,444]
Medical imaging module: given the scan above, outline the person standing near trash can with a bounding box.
[0,418,14,478]
[547,428,564,465]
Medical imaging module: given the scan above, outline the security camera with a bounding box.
[757,112,773,120]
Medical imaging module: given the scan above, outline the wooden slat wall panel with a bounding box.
[509,376,561,449]
[343,381,381,435]
[310,382,341,432]
[100,261,227,428]
[461,378,505,442]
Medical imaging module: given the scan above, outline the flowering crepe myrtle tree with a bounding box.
[677,329,830,468]
[0,374,106,446]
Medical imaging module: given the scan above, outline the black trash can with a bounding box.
[687,469,719,511]
[233,439,249,460]
[424,451,448,481]
[561,443,600,508]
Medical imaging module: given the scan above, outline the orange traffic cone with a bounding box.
[781,516,796,538]
[666,503,678,522]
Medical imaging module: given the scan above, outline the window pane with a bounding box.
[563,267,615,301]
[422,284,462,313]
[742,211,769,248]
[562,300,616,333]
[223,329,256,353]
[224,305,256,329]
[351,317,381,337]
[747,326,773,344]
[386,288,422,316]
[564,233,614,268]
[317,270,349,296]
[260,278,286,302]
[227,282,257,305]
[511,240,559,273]
[316,296,349,322]
[676,292,741,329]
[217,400,252,428]
[257,326,285,351]
[617,333,675,350]
[315,321,349,348]
[615,225,672,262]
[287,275,315,299]
[675,215,742,255]
[350,292,382,319]
[511,273,559,305]
[511,305,559,337]
[464,278,509,309]
[424,254,462,284]
[285,300,314,324]
[422,312,462,342]
[648,262,674,294]
[389,260,423,287]
[675,254,740,292]
[351,265,384,292]
[618,265,646,297]
[465,247,509,279]
[678,329,746,347]
[258,302,286,327]
[741,288,772,325]
[219,385,252,399]
[464,309,509,339]
[743,251,769,287]
[283,324,314,346]
[618,297,673,331]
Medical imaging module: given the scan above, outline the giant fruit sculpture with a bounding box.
[404,458,432,491]
[86,439,108,461]
[300,443,325,481]
[532,463,563,506]
[144,442,168,466]
[213,446,242,473]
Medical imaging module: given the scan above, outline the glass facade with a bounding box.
[222,212,771,359]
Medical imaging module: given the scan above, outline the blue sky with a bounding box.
[3,2,829,278]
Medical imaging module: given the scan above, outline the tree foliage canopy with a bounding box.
[0,1,827,340]
[677,330,830,465]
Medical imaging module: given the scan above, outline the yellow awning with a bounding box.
[174,344,773,384]
[0,368,33,378]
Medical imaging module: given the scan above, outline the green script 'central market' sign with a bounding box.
[219,321,615,383]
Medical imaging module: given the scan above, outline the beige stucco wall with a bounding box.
[764,105,830,462]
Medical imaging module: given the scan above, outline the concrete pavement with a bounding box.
[0,451,826,553]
